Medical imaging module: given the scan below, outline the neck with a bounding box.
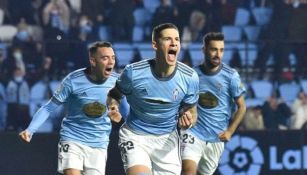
[203,62,220,73]
[153,59,176,77]
[88,68,105,82]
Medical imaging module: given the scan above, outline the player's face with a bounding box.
[91,47,115,79]
[204,40,224,68]
[153,28,180,66]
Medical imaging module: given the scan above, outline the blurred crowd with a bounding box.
[0,0,307,132]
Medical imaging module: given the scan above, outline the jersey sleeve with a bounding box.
[27,99,61,134]
[230,71,246,98]
[53,75,73,102]
[116,64,133,95]
[183,71,199,105]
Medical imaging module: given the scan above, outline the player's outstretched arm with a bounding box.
[19,130,32,143]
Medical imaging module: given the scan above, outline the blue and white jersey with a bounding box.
[54,68,118,148]
[191,63,245,142]
[116,59,199,135]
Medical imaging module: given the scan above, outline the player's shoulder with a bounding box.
[130,59,151,70]
[66,68,87,80]
[110,71,120,78]
[221,63,237,75]
[177,61,195,77]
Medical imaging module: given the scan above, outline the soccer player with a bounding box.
[19,41,124,175]
[181,32,246,175]
[107,23,199,175]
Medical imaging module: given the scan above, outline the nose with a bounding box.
[217,50,223,58]
[170,38,177,46]
[109,57,115,64]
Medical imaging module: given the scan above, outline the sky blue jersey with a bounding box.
[28,68,119,148]
[191,63,246,142]
[116,59,199,135]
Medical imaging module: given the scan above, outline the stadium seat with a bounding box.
[234,8,250,26]
[251,7,273,26]
[187,43,203,66]
[113,43,135,68]
[133,8,150,26]
[0,25,18,42]
[279,81,301,104]
[222,26,242,42]
[300,79,307,94]
[236,42,258,66]
[243,25,261,41]
[250,80,273,100]
[143,0,160,14]
[223,49,234,65]
[98,26,110,41]
[132,26,144,42]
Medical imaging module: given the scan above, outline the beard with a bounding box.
[205,57,220,69]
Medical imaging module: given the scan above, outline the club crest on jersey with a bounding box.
[173,88,179,101]
[83,102,106,118]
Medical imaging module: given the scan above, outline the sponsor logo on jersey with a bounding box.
[83,102,106,118]
[198,92,218,108]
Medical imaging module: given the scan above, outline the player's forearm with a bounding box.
[187,105,197,126]
[228,104,246,134]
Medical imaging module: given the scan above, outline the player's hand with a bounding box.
[19,130,32,143]
[178,111,193,129]
[108,105,122,123]
[218,130,232,142]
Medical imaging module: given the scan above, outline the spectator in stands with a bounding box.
[262,95,292,130]
[0,46,6,83]
[175,0,197,35]
[13,18,32,43]
[81,0,109,26]
[152,0,178,30]
[291,91,307,129]
[42,0,70,34]
[242,106,265,130]
[8,0,36,24]
[181,10,206,48]
[254,0,292,81]
[5,67,31,131]
[109,0,134,41]
[284,1,307,79]
[0,82,7,130]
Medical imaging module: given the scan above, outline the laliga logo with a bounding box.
[218,135,264,175]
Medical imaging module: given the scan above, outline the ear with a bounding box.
[202,46,206,54]
[89,57,96,67]
[152,40,158,51]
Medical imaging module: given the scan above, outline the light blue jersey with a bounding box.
[28,68,119,148]
[191,64,245,142]
[116,59,199,135]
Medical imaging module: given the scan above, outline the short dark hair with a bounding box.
[152,23,179,42]
[88,41,112,57]
[203,32,224,47]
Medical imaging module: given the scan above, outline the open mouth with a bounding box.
[105,67,113,74]
[168,49,177,55]
[167,49,177,61]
